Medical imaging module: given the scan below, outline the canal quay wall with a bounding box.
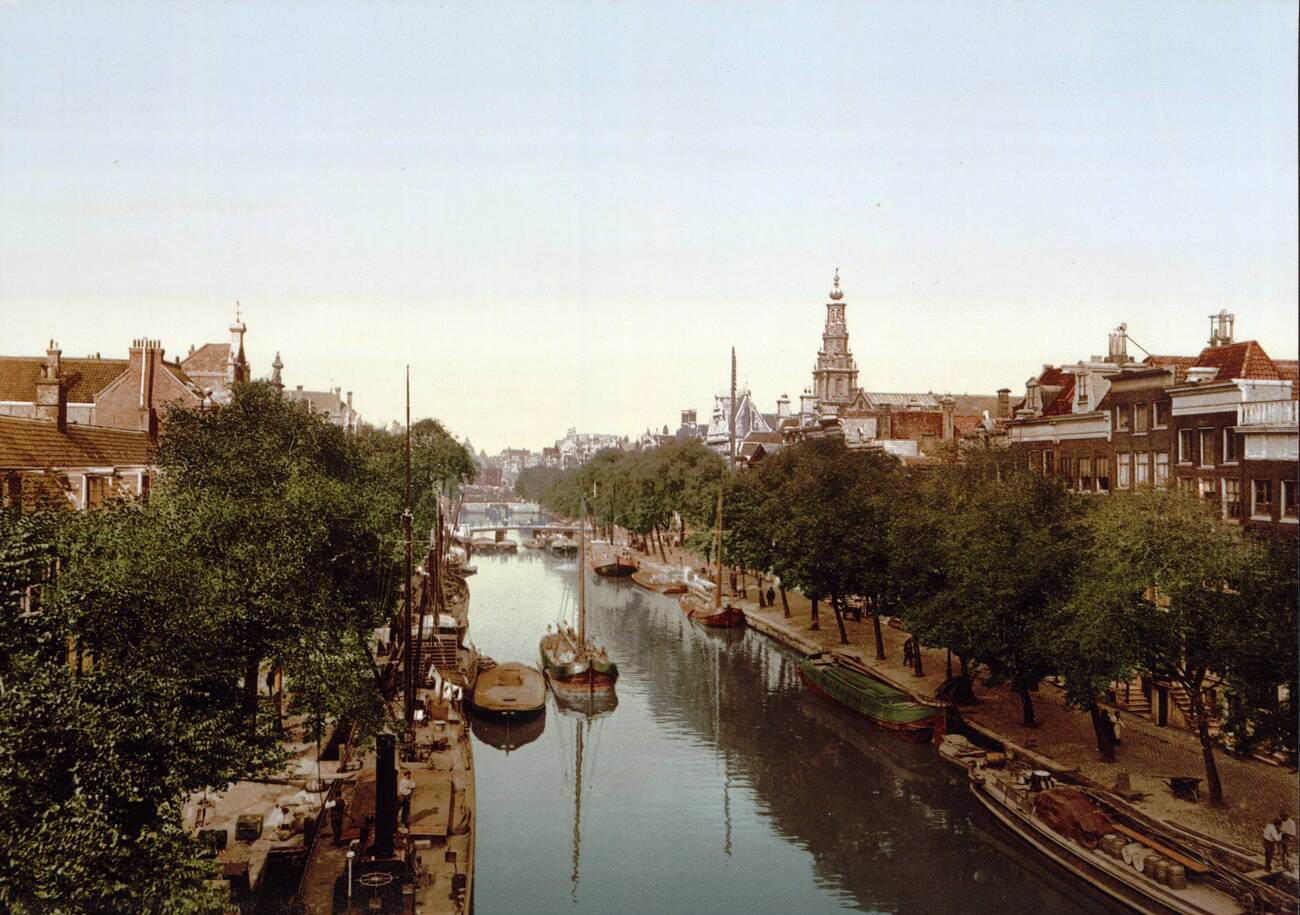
[629,541,1298,863]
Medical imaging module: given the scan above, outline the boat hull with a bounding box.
[593,561,637,577]
[470,663,546,719]
[678,592,747,628]
[798,655,945,739]
[631,570,686,594]
[969,775,1244,915]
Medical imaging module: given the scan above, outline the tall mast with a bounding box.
[729,346,737,470]
[713,490,723,610]
[403,365,414,725]
[577,505,587,651]
[571,718,584,902]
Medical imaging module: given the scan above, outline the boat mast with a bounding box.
[403,365,414,726]
[713,491,723,611]
[577,504,586,652]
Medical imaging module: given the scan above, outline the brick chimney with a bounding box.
[997,388,1011,420]
[35,340,67,431]
[1208,310,1235,348]
[128,338,165,436]
[940,394,955,440]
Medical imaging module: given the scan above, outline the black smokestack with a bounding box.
[373,733,397,857]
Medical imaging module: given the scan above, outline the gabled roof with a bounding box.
[1037,368,1077,417]
[181,342,231,375]
[0,415,154,469]
[1273,360,1299,399]
[1192,340,1280,381]
[0,357,129,403]
[286,389,344,415]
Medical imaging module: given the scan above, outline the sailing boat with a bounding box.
[539,511,619,690]
[679,491,746,628]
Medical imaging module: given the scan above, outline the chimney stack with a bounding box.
[346,391,353,409]
[879,403,892,439]
[1208,310,1235,348]
[940,394,955,440]
[997,388,1011,420]
[372,733,397,858]
[35,341,67,431]
[1107,324,1129,364]
[681,408,696,428]
[776,393,791,418]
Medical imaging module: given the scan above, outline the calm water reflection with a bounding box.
[465,524,1115,915]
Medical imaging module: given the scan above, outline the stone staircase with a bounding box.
[1111,678,1151,716]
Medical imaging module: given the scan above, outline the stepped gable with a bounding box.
[0,356,129,403]
[0,414,154,468]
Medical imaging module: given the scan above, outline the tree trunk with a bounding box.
[243,655,261,733]
[1088,698,1116,762]
[871,607,887,661]
[809,597,820,631]
[830,592,849,645]
[1186,678,1225,806]
[1018,684,1037,727]
[946,649,953,679]
[912,638,924,677]
[738,568,747,598]
[656,526,668,562]
[779,586,790,618]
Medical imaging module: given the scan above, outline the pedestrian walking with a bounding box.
[766,586,776,607]
[1264,818,1283,871]
[328,797,347,845]
[1109,709,1124,745]
[902,638,914,667]
[1280,811,1296,870]
[398,770,417,826]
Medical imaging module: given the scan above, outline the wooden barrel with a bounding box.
[1102,834,1123,858]
[1167,864,1187,889]
[1151,858,1170,884]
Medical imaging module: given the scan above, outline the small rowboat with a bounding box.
[798,651,945,738]
[593,555,637,577]
[470,662,546,719]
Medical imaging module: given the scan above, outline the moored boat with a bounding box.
[630,568,687,594]
[470,662,546,719]
[679,492,745,628]
[970,762,1249,915]
[592,553,637,577]
[798,651,945,738]
[548,536,578,556]
[539,514,619,693]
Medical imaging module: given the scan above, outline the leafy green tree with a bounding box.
[1077,489,1267,805]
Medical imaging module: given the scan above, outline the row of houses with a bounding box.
[1009,312,1297,535]
[0,310,363,512]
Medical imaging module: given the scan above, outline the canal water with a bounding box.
[464,522,1116,915]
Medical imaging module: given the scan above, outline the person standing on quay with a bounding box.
[1280,811,1296,870]
[398,770,417,826]
[1264,818,1283,871]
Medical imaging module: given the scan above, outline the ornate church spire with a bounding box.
[810,269,858,413]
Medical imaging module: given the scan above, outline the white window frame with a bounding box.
[1135,451,1150,487]
[1133,403,1149,435]
[1282,480,1297,523]
[1198,429,1214,469]
[1117,452,1131,489]
[1222,427,1238,464]
[1251,478,1274,520]
[1178,429,1193,465]
[1154,452,1169,488]
[1222,478,1243,520]
[1153,401,1169,430]
[1114,406,1131,432]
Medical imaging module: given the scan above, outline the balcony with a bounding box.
[1238,399,1298,429]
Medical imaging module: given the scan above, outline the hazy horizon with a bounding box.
[3,1,1295,453]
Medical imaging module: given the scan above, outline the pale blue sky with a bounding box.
[2,1,1295,452]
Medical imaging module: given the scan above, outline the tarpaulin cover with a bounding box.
[1032,788,1114,849]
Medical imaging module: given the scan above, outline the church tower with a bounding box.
[811,270,858,414]
[226,303,250,385]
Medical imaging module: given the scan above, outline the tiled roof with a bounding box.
[0,415,154,469]
[1142,355,1196,385]
[0,357,129,403]
[1192,340,1280,381]
[889,411,943,439]
[953,415,983,436]
[181,343,230,375]
[742,431,784,445]
[286,389,344,414]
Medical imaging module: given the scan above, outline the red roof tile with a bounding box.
[0,415,154,469]
[1038,368,1076,416]
[1274,359,1298,399]
[0,357,129,403]
[1192,340,1280,381]
[890,411,943,439]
